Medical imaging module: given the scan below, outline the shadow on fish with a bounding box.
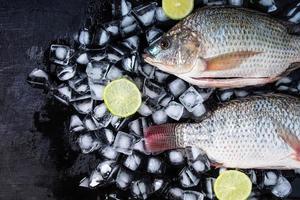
[143,6,300,88]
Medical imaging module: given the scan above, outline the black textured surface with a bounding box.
[1,0,300,200]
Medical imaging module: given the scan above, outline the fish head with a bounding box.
[143,27,204,75]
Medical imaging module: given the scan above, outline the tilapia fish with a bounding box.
[144,7,300,88]
[145,94,300,169]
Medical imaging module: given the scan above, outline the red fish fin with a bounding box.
[206,51,261,71]
[279,130,300,161]
[144,124,179,153]
[211,163,224,169]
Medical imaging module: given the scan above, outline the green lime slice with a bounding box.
[162,0,194,20]
[214,170,252,200]
[103,78,141,118]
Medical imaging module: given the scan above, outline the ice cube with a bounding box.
[113,131,136,155]
[155,70,169,84]
[264,171,279,186]
[96,160,119,181]
[95,27,110,46]
[53,84,72,105]
[128,117,148,137]
[169,79,188,97]
[185,147,204,162]
[205,178,216,199]
[55,46,67,60]
[88,80,105,100]
[159,94,174,107]
[146,27,163,45]
[86,61,110,82]
[219,89,234,102]
[27,68,49,88]
[79,29,91,46]
[138,101,153,116]
[192,104,206,118]
[72,98,93,114]
[103,20,120,37]
[116,168,134,190]
[147,157,165,174]
[133,139,150,155]
[68,73,89,94]
[123,152,142,171]
[165,101,185,121]
[183,190,205,200]
[100,146,120,160]
[83,115,98,131]
[155,7,170,22]
[143,80,166,99]
[179,167,200,188]
[76,53,89,65]
[228,0,243,6]
[277,85,289,91]
[90,50,107,61]
[289,11,300,23]
[131,180,153,200]
[275,77,292,86]
[89,169,103,188]
[112,0,132,18]
[105,65,124,80]
[69,115,85,132]
[50,44,72,65]
[234,89,249,98]
[168,150,185,165]
[153,179,165,192]
[271,176,292,198]
[179,86,204,112]
[56,65,76,81]
[92,104,112,128]
[133,2,157,27]
[122,35,140,50]
[139,64,156,79]
[167,187,183,200]
[78,133,101,154]
[69,92,91,102]
[189,160,208,175]
[152,109,168,125]
[95,128,115,146]
[248,170,257,184]
[79,177,89,188]
[120,14,141,37]
[122,53,140,73]
[203,0,227,6]
[295,168,300,174]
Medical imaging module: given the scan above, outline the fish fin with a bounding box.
[211,163,224,169]
[144,124,179,153]
[278,129,300,162]
[187,77,277,88]
[206,51,261,71]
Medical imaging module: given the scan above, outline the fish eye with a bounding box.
[159,38,170,50]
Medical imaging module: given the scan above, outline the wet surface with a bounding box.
[1,0,300,200]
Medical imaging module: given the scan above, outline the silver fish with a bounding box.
[145,94,300,169]
[144,7,300,88]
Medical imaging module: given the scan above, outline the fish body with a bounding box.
[144,7,300,88]
[145,95,300,169]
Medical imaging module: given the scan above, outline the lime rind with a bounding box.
[213,170,252,200]
[162,0,194,20]
[103,78,142,118]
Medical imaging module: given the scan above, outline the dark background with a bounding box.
[1,0,300,200]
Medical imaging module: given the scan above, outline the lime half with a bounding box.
[162,0,194,20]
[103,78,141,118]
[214,170,252,200]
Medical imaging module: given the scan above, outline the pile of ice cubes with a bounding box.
[27,0,299,199]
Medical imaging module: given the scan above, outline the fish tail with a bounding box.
[144,123,180,153]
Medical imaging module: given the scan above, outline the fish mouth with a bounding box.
[143,55,179,74]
